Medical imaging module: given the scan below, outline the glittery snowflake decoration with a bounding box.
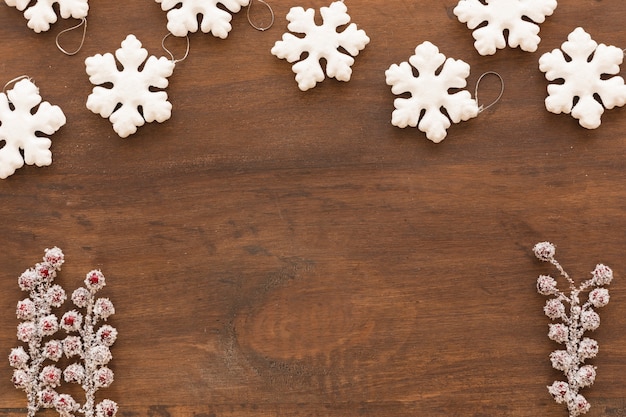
[85,34,176,138]
[0,78,66,179]
[10,247,118,417]
[155,0,250,38]
[271,1,370,91]
[4,0,89,33]
[533,242,614,417]
[385,41,479,143]
[453,0,557,55]
[538,27,626,129]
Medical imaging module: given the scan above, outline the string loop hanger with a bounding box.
[3,75,32,98]
[55,18,87,56]
[162,33,190,64]
[474,71,504,113]
[247,0,275,32]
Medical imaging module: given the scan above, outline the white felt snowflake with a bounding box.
[85,34,176,138]
[155,0,250,38]
[385,42,479,143]
[271,1,370,91]
[539,27,626,129]
[0,79,66,179]
[4,0,89,33]
[453,0,557,55]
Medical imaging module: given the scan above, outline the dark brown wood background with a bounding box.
[1,1,625,416]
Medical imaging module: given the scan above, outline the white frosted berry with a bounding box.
[85,270,106,291]
[46,284,66,308]
[544,298,565,320]
[18,269,39,291]
[40,365,62,388]
[94,367,114,388]
[549,350,574,371]
[8,347,29,369]
[571,394,591,416]
[60,310,83,332]
[548,323,569,343]
[94,298,115,320]
[96,399,118,417]
[12,369,31,389]
[588,288,610,308]
[71,287,90,308]
[576,365,596,387]
[63,363,85,384]
[43,340,64,362]
[89,345,112,366]
[578,337,598,359]
[17,321,37,343]
[533,241,555,261]
[591,264,613,286]
[547,380,569,404]
[53,393,79,415]
[537,274,558,295]
[63,335,83,358]
[16,298,36,320]
[97,325,118,347]
[580,309,600,331]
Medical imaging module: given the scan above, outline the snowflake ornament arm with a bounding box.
[453,0,557,55]
[271,1,370,91]
[155,0,250,38]
[4,0,89,33]
[539,27,626,129]
[85,35,176,138]
[533,242,614,417]
[0,79,66,179]
[385,42,479,143]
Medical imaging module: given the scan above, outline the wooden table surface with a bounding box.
[1,1,625,416]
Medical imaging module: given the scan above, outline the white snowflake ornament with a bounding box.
[271,1,370,91]
[453,0,557,55]
[0,78,66,179]
[85,35,177,138]
[155,0,250,38]
[385,42,479,143]
[539,27,626,129]
[4,0,89,33]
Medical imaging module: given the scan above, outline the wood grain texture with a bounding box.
[1,1,626,416]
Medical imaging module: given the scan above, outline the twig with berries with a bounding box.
[58,269,118,417]
[533,242,614,417]
[9,248,118,417]
[10,247,66,417]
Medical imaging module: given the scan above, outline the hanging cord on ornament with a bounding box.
[55,18,87,56]
[3,75,32,98]
[247,0,274,31]
[162,32,190,64]
[474,71,504,113]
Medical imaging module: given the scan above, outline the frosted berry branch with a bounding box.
[62,270,118,417]
[10,247,66,417]
[9,248,118,417]
[533,242,614,417]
